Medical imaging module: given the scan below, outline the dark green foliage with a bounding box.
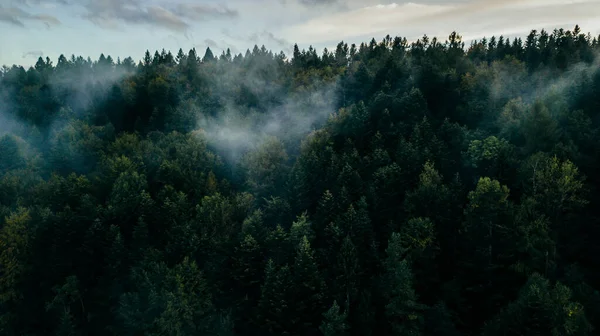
[384,233,425,335]
[1,24,600,336]
[483,274,592,336]
[423,302,459,336]
[257,260,293,335]
[291,236,326,334]
[0,135,27,174]
[117,257,216,335]
[320,300,348,336]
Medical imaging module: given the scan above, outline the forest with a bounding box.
[1,25,600,335]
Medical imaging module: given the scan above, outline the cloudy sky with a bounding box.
[1,0,599,67]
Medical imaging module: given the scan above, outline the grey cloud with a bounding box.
[34,13,60,25]
[261,31,290,48]
[169,3,238,20]
[83,0,188,31]
[249,31,292,54]
[81,0,237,32]
[199,39,240,55]
[219,40,241,55]
[221,28,244,41]
[0,7,25,27]
[227,29,291,49]
[22,50,44,59]
[226,44,240,55]
[298,0,338,5]
[204,38,219,49]
[21,0,74,5]
[144,6,188,31]
[280,0,355,11]
[0,5,61,27]
[221,29,292,54]
[279,0,338,6]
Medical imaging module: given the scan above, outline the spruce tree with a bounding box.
[320,300,349,336]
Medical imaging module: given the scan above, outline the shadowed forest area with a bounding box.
[2,25,600,335]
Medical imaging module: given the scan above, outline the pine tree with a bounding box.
[384,233,424,336]
[337,197,376,273]
[117,258,215,335]
[266,225,290,266]
[143,50,152,67]
[257,260,292,335]
[320,300,349,336]
[203,47,216,63]
[290,212,314,247]
[0,209,32,304]
[56,310,76,336]
[423,302,459,336]
[334,236,358,308]
[483,274,592,336]
[460,177,516,326]
[291,236,326,334]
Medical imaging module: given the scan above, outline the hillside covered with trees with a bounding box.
[2,25,600,335]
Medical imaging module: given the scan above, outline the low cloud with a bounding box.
[169,3,238,20]
[82,0,187,31]
[22,50,44,59]
[198,39,240,55]
[204,39,220,49]
[298,0,339,5]
[0,5,61,27]
[21,0,74,5]
[197,80,340,164]
[251,31,290,49]
[223,29,292,54]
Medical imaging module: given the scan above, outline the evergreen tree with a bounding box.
[0,24,600,336]
[320,300,349,336]
[483,274,592,336]
[257,260,292,335]
[384,233,424,335]
[291,236,326,334]
[203,47,216,63]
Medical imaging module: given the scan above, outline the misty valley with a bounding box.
[2,26,600,335]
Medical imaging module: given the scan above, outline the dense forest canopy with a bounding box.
[2,25,600,335]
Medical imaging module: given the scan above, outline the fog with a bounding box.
[2,31,599,178]
[196,78,339,163]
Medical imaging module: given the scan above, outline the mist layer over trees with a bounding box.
[1,25,600,335]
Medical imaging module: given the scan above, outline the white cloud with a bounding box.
[282,0,600,45]
[2,0,600,67]
[282,2,450,43]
